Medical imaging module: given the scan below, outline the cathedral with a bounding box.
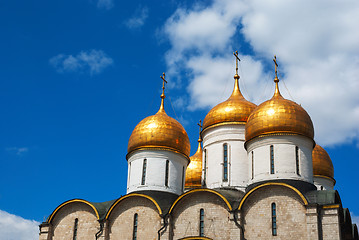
[39,54,358,240]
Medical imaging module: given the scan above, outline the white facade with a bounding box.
[202,124,248,190]
[127,149,189,195]
[246,135,314,185]
[314,175,335,190]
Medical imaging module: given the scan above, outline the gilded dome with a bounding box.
[245,78,314,142]
[202,74,257,131]
[185,139,203,189]
[127,79,190,157]
[312,145,334,180]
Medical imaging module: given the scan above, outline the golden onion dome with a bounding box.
[185,137,203,189]
[245,58,314,142]
[202,74,257,131]
[127,75,190,158]
[312,145,334,180]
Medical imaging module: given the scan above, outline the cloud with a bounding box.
[49,49,113,75]
[0,210,39,240]
[352,212,359,226]
[97,0,114,10]
[125,6,149,29]
[6,147,29,156]
[163,0,359,146]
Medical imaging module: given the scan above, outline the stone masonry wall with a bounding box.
[241,185,307,240]
[107,196,161,240]
[169,191,241,240]
[51,202,99,240]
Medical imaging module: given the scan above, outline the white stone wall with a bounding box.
[127,150,189,195]
[246,135,314,185]
[314,176,335,190]
[202,124,248,190]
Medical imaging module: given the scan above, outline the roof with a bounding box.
[305,190,341,205]
[246,179,317,195]
[132,190,179,215]
[213,188,245,210]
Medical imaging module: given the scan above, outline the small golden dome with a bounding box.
[185,138,203,189]
[245,76,314,142]
[312,145,334,180]
[202,74,257,130]
[127,75,190,157]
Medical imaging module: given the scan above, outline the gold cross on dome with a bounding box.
[273,55,279,79]
[233,51,241,75]
[160,73,167,96]
[197,120,202,134]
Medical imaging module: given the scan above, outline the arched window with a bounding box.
[73,218,78,240]
[133,213,138,240]
[141,159,147,185]
[223,144,228,182]
[182,166,185,190]
[199,208,204,236]
[165,160,169,187]
[251,151,254,179]
[295,146,300,175]
[270,145,274,174]
[203,149,207,185]
[271,203,277,236]
[165,160,170,187]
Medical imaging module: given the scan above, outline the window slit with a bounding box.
[270,145,274,174]
[272,203,277,236]
[223,144,228,182]
[133,213,138,240]
[165,160,169,187]
[141,159,147,185]
[73,218,78,240]
[199,208,204,236]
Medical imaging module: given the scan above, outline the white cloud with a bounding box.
[125,6,149,29]
[6,147,29,155]
[49,49,113,75]
[97,0,114,10]
[163,0,359,146]
[0,210,39,240]
[352,212,359,226]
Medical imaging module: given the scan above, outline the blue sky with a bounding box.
[0,0,358,238]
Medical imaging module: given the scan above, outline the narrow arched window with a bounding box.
[141,159,147,185]
[182,166,185,190]
[271,203,277,236]
[295,146,300,175]
[165,160,169,187]
[199,208,204,236]
[73,218,78,240]
[270,145,274,174]
[133,213,138,240]
[223,144,228,182]
[251,151,254,179]
[203,149,207,185]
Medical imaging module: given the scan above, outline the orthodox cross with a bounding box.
[197,120,202,134]
[273,55,279,79]
[160,72,167,96]
[233,51,241,75]
[197,120,202,141]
